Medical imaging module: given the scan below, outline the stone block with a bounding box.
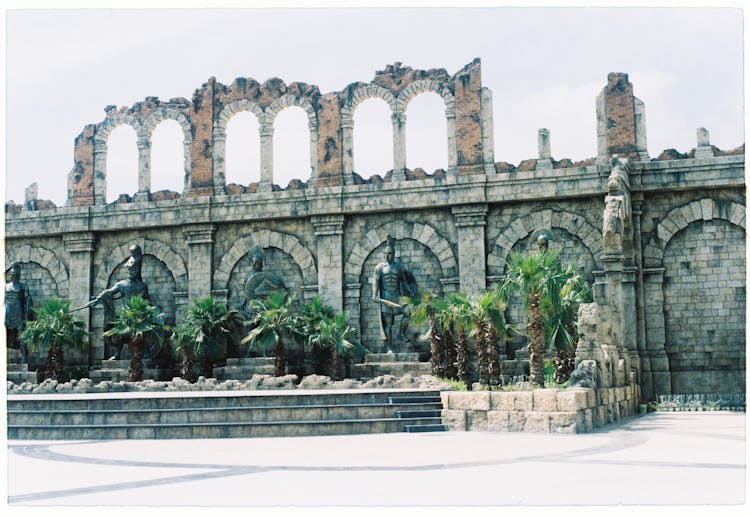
[556,389,588,411]
[487,410,510,431]
[466,410,488,431]
[507,411,526,432]
[489,391,514,411]
[523,412,550,433]
[549,412,578,433]
[441,409,467,431]
[445,391,490,411]
[512,391,533,411]
[594,406,607,427]
[532,389,558,411]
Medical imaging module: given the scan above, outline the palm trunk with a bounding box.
[273,334,286,377]
[199,353,213,378]
[528,294,546,387]
[181,347,196,382]
[487,325,501,387]
[475,320,489,387]
[444,331,458,380]
[429,313,444,377]
[554,347,575,384]
[55,346,65,382]
[45,345,57,381]
[129,332,144,382]
[331,351,343,381]
[456,328,471,389]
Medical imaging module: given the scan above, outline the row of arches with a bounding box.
[98,81,455,203]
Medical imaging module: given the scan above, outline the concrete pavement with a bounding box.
[5,412,747,509]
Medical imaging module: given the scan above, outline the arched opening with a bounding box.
[105,125,138,203]
[405,92,448,175]
[272,106,310,188]
[353,98,393,177]
[150,119,184,194]
[225,111,261,187]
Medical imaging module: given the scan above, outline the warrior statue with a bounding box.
[86,244,150,360]
[243,245,287,309]
[372,234,418,352]
[5,262,33,362]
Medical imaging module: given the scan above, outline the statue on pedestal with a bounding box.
[5,262,33,362]
[86,244,150,360]
[372,234,418,352]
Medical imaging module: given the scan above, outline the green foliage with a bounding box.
[242,291,301,376]
[500,249,562,309]
[438,377,468,391]
[22,298,88,354]
[179,296,238,362]
[541,262,591,355]
[103,295,167,342]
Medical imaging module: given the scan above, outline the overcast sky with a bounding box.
[4,5,745,205]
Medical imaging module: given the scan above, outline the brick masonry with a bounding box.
[4,61,745,399]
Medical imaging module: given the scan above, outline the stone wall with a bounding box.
[5,61,745,399]
[441,386,640,433]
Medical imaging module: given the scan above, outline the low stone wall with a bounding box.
[441,384,640,434]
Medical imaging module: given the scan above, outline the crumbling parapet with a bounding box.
[596,73,648,164]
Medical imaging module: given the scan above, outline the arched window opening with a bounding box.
[272,106,310,188]
[405,92,448,174]
[105,125,138,203]
[353,98,393,177]
[150,119,184,194]
[225,111,261,186]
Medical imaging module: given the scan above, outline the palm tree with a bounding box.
[181,297,238,378]
[407,292,448,377]
[298,297,336,375]
[542,263,591,383]
[21,298,88,382]
[446,292,473,389]
[103,295,167,382]
[502,249,561,387]
[469,290,508,388]
[308,312,367,380]
[170,323,197,382]
[242,291,300,377]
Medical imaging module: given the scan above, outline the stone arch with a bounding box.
[643,198,746,267]
[212,100,265,191]
[94,239,188,293]
[263,95,319,186]
[395,79,456,117]
[4,245,69,297]
[344,220,457,284]
[487,209,604,275]
[340,84,398,127]
[93,114,143,204]
[139,108,194,195]
[214,230,318,290]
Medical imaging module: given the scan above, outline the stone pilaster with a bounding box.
[311,214,345,312]
[92,138,107,205]
[452,204,488,295]
[536,128,553,170]
[643,267,671,397]
[259,124,274,192]
[392,112,406,182]
[134,136,151,202]
[184,224,215,302]
[64,232,96,363]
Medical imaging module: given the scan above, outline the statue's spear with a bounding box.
[375,298,402,309]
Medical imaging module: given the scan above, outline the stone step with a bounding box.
[364,353,420,363]
[226,357,275,366]
[213,365,276,379]
[7,389,444,440]
[7,371,39,384]
[88,368,164,382]
[7,363,29,372]
[351,362,433,379]
[404,423,447,433]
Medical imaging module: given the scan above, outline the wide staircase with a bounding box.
[213,357,276,380]
[6,348,38,384]
[352,353,432,380]
[88,359,173,382]
[7,389,446,440]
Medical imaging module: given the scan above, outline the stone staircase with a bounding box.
[7,389,446,439]
[6,349,38,384]
[87,359,172,382]
[213,357,276,380]
[352,353,433,380]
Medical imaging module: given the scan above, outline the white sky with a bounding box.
[3,3,745,205]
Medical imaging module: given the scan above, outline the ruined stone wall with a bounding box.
[5,62,745,399]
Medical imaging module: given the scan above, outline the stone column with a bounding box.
[184,224,216,302]
[212,128,227,195]
[631,196,650,398]
[308,122,320,186]
[643,267,671,397]
[536,128,553,170]
[479,87,494,174]
[695,127,715,158]
[63,232,96,364]
[134,136,151,202]
[93,138,107,205]
[311,214,345,312]
[452,204,488,295]
[259,124,274,192]
[341,114,354,185]
[392,111,406,182]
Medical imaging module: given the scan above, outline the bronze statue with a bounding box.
[86,244,150,360]
[243,246,286,306]
[5,262,32,361]
[372,234,418,351]
[532,228,553,253]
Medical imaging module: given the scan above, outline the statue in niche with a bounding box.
[372,234,418,352]
[532,228,553,254]
[5,262,33,362]
[86,244,150,360]
[243,246,287,307]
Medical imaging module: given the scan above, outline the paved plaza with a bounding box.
[4,411,746,511]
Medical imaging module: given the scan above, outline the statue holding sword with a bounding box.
[372,234,418,352]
